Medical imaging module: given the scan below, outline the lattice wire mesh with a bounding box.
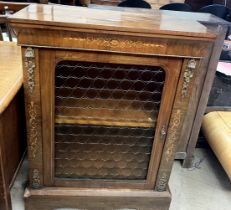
[54,61,165,180]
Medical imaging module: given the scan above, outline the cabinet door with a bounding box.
[40,49,182,189]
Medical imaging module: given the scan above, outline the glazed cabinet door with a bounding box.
[39,49,183,190]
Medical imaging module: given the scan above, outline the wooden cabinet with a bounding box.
[0,42,26,210]
[9,4,226,210]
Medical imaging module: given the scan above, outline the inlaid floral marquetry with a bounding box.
[28,101,38,160]
[165,109,182,163]
[64,33,165,53]
[155,109,182,192]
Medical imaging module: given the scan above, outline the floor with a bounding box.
[11,148,231,210]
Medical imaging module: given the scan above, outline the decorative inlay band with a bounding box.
[64,33,165,52]
[28,101,38,159]
[181,59,197,98]
[156,109,182,191]
[25,47,35,94]
[32,169,40,189]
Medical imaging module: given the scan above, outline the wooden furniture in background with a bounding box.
[202,111,231,180]
[0,41,26,210]
[10,4,226,209]
[0,1,29,41]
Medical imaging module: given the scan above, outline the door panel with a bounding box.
[40,49,182,189]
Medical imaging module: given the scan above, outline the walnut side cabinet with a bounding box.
[10,4,227,210]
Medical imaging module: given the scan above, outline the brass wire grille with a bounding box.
[55,124,154,179]
[54,61,165,180]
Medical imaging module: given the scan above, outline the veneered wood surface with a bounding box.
[176,30,213,157]
[202,111,231,180]
[0,41,23,114]
[182,25,227,168]
[0,89,27,210]
[9,4,217,40]
[55,109,156,128]
[39,49,182,189]
[21,47,44,188]
[0,42,26,210]
[24,187,171,210]
[11,29,212,58]
[89,4,230,27]
[155,58,201,191]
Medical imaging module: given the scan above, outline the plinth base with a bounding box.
[24,187,171,210]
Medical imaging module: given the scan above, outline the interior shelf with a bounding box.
[55,61,165,128]
[55,102,157,128]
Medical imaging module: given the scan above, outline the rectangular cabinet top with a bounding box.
[9,4,219,40]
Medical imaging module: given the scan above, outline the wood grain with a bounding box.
[22,47,44,188]
[0,88,26,210]
[182,25,228,168]
[0,41,26,210]
[40,49,181,189]
[176,33,213,157]
[202,111,231,180]
[9,4,226,209]
[24,187,171,210]
[9,4,216,40]
[0,41,22,114]
[155,58,201,191]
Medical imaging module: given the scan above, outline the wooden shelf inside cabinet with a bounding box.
[54,61,163,128]
[55,98,157,128]
[55,114,155,128]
